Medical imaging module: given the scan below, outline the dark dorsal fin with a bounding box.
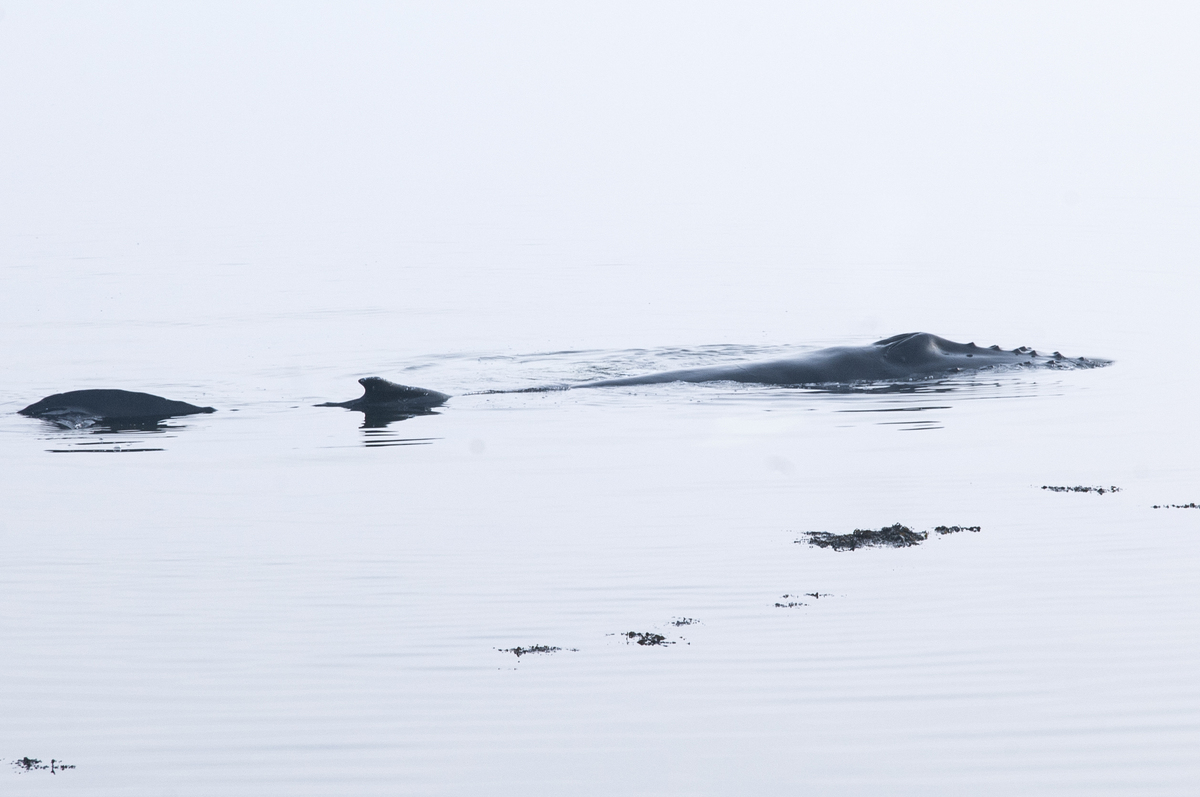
[357,379,451,408]
[872,332,925,346]
[873,332,946,364]
[315,377,450,411]
[358,377,446,403]
[874,332,981,365]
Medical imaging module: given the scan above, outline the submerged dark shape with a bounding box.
[577,332,1108,387]
[18,389,215,429]
[316,376,450,428]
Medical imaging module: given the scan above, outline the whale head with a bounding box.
[873,332,970,365]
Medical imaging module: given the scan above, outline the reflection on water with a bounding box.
[357,407,441,430]
[360,430,439,448]
[37,420,185,453]
[322,404,445,446]
[838,404,950,431]
[45,446,166,453]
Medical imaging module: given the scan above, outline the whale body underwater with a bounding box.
[18,334,1109,427]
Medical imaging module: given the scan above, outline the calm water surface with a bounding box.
[3,288,1197,795]
[3,4,1199,795]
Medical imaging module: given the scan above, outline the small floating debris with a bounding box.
[934,525,981,534]
[46,448,164,454]
[1152,503,1200,509]
[775,594,807,608]
[11,757,74,774]
[1042,485,1121,495]
[669,617,700,627]
[497,645,575,657]
[622,631,673,646]
[801,523,927,551]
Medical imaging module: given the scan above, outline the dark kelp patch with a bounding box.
[775,591,832,608]
[934,525,981,535]
[497,645,576,657]
[11,757,75,774]
[1152,503,1199,509]
[1042,485,1121,495]
[798,523,982,551]
[801,523,927,551]
[622,631,673,646]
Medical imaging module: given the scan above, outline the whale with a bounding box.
[318,333,1108,425]
[316,377,451,428]
[574,332,1107,387]
[15,335,1108,433]
[19,389,215,429]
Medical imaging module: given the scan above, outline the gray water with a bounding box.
[3,4,1199,795]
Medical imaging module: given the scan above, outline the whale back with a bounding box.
[316,377,451,414]
[316,334,1109,414]
[578,332,1106,388]
[18,389,215,422]
[357,377,450,406]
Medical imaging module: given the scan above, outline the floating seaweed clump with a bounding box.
[934,525,982,535]
[623,631,673,646]
[498,645,574,657]
[775,590,833,607]
[1042,485,1120,494]
[11,757,74,773]
[802,523,927,551]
